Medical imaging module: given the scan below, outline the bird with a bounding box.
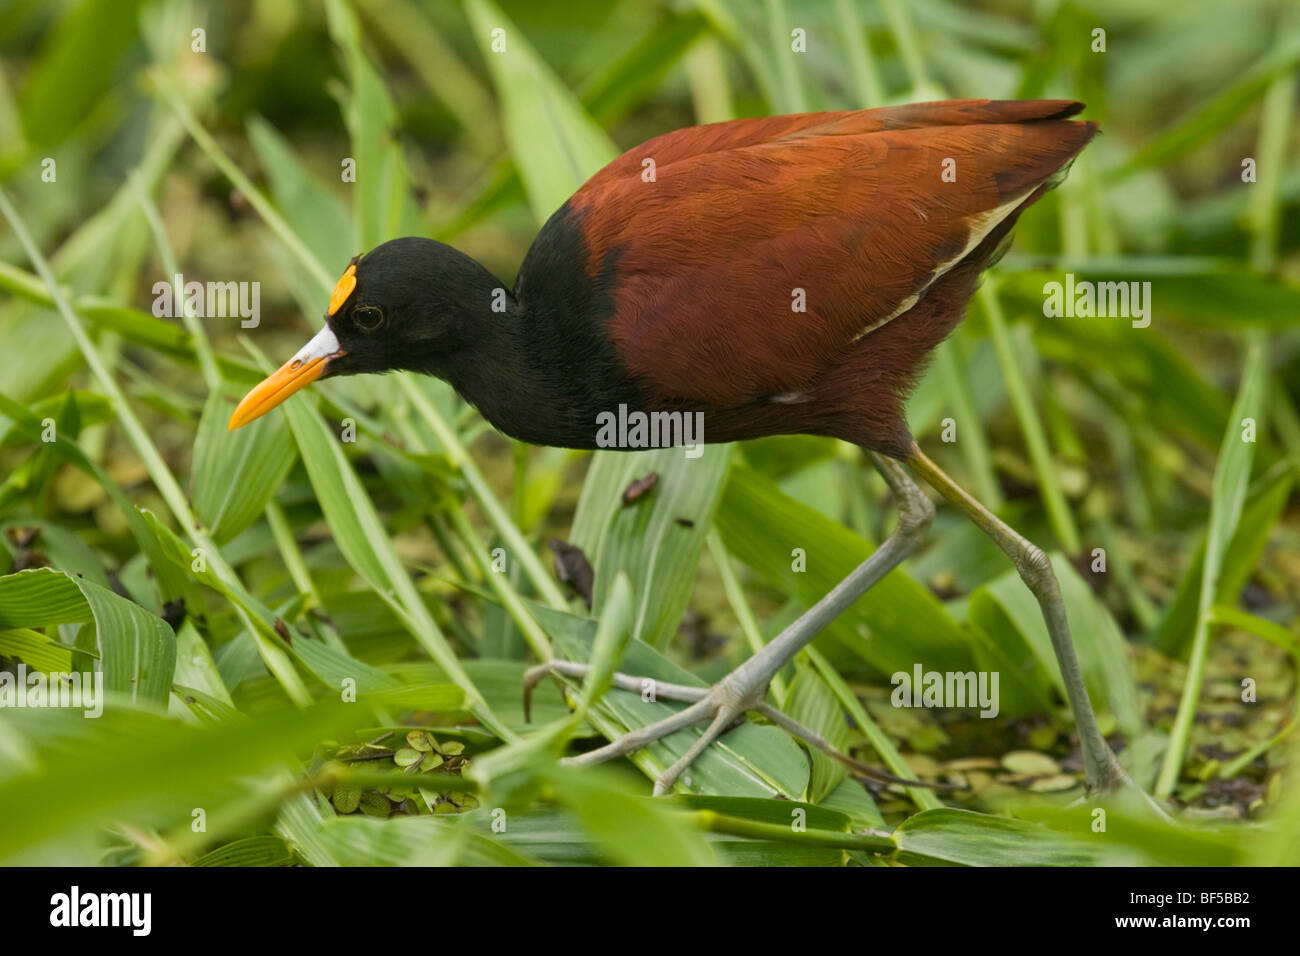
[229,98,1126,797]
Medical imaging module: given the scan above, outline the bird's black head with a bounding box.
[323,237,507,378]
[229,237,508,429]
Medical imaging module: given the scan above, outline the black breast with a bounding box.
[467,203,647,449]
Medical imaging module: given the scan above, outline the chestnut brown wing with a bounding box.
[568,99,1095,404]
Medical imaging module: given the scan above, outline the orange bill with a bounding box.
[228,326,343,429]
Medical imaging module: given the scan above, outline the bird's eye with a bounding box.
[353,304,385,331]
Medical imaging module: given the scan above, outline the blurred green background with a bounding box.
[0,0,1297,866]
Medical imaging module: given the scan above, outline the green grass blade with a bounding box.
[1156,338,1267,797]
[274,384,505,735]
[464,0,618,222]
[979,279,1081,553]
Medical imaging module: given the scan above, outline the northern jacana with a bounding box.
[231,99,1126,795]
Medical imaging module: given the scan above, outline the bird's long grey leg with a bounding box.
[523,660,707,722]
[905,444,1127,794]
[722,451,934,695]
[561,696,716,767]
[650,706,744,796]
[753,702,954,791]
[532,450,934,793]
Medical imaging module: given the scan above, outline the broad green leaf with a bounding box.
[543,765,716,866]
[0,568,174,705]
[273,791,344,868]
[0,628,73,674]
[819,775,886,829]
[193,836,293,867]
[893,808,1099,867]
[675,793,853,832]
[782,664,849,803]
[0,702,359,863]
[191,388,297,544]
[465,804,840,866]
[571,446,731,649]
[173,685,243,724]
[1024,805,1244,867]
[170,621,232,709]
[282,630,401,698]
[470,806,607,865]
[316,815,536,866]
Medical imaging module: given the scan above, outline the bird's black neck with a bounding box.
[426,274,639,450]
[399,207,643,448]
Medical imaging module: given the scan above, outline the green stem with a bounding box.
[934,338,1003,508]
[834,0,885,106]
[1156,338,1267,797]
[764,0,804,112]
[427,512,476,584]
[1157,67,1289,796]
[692,809,896,853]
[511,443,528,528]
[881,0,929,92]
[1248,74,1295,272]
[446,508,553,661]
[979,279,1081,553]
[266,500,322,612]
[130,171,220,391]
[684,36,734,124]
